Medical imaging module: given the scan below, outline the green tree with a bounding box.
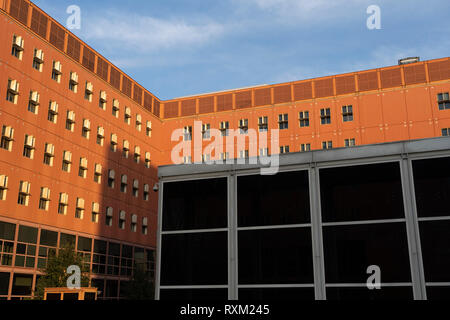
[34,243,90,300]
[121,263,155,300]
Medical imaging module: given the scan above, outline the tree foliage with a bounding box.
[121,263,155,300]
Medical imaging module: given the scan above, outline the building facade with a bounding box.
[0,0,449,300]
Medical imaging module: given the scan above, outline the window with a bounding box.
[202,154,211,163]
[1,125,14,152]
[6,79,19,104]
[18,181,30,206]
[280,145,290,154]
[94,164,102,184]
[120,175,127,193]
[132,180,139,198]
[300,143,311,152]
[91,203,100,223]
[28,91,40,114]
[221,152,229,161]
[75,198,85,219]
[299,111,310,127]
[0,175,8,201]
[78,157,88,178]
[220,121,229,137]
[62,151,72,173]
[66,110,75,132]
[112,99,120,118]
[342,105,354,122]
[143,184,150,201]
[131,215,137,232]
[145,152,151,168]
[146,121,152,137]
[108,170,115,188]
[239,150,249,159]
[344,138,356,147]
[119,211,126,230]
[110,134,118,152]
[124,107,131,125]
[136,114,142,132]
[183,156,192,164]
[97,126,105,146]
[85,82,93,102]
[48,101,58,123]
[69,72,78,93]
[437,92,450,110]
[122,140,130,158]
[278,114,289,130]
[105,207,113,227]
[39,187,50,211]
[258,116,268,132]
[58,193,69,215]
[134,146,141,164]
[51,61,62,83]
[443,128,449,136]
[183,126,192,141]
[322,141,333,149]
[11,35,24,60]
[99,91,107,110]
[202,123,211,139]
[43,143,55,166]
[142,218,148,235]
[32,49,44,72]
[259,148,269,157]
[238,119,248,134]
[82,119,91,139]
[23,135,35,159]
[320,108,331,125]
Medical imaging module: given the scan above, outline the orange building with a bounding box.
[0,0,449,300]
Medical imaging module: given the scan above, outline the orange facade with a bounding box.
[0,0,450,299]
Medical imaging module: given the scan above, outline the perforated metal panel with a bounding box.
[109,67,121,90]
[49,22,65,51]
[314,78,334,98]
[9,0,28,25]
[30,8,47,39]
[144,92,152,111]
[199,96,214,114]
[335,75,355,95]
[217,94,232,111]
[427,60,450,82]
[403,64,426,85]
[82,46,95,72]
[121,76,132,97]
[164,102,179,118]
[133,84,143,104]
[380,68,402,89]
[273,85,292,104]
[235,91,252,109]
[96,56,109,81]
[66,35,80,61]
[153,100,161,117]
[181,99,196,116]
[357,71,378,92]
[254,88,271,106]
[293,82,313,101]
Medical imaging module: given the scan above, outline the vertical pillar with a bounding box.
[228,174,238,300]
[155,181,164,300]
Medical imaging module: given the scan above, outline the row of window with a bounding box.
[1,123,152,169]
[0,177,149,234]
[9,35,153,136]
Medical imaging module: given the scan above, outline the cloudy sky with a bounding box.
[32,0,450,100]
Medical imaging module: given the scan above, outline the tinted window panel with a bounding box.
[0,272,9,295]
[18,225,38,244]
[160,289,228,301]
[77,236,92,252]
[320,162,404,222]
[0,222,15,241]
[419,220,450,282]
[161,232,227,285]
[413,157,450,218]
[12,274,33,296]
[108,242,120,256]
[163,178,227,231]
[60,233,75,246]
[326,286,413,300]
[94,240,107,254]
[238,228,313,284]
[40,229,58,247]
[426,286,450,300]
[323,222,411,283]
[239,287,315,300]
[237,171,310,227]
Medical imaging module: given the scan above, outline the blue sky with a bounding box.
[32,0,450,100]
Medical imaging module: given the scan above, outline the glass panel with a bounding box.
[238,228,313,284]
[323,222,411,283]
[91,279,104,298]
[326,286,413,300]
[12,274,33,296]
[121,245,132,258]
[60,233,76,246]
[46,293,61,300]
[63,293,79,300]
[426,286,450,300]
[320,162,404,222]
[237,171,310,227]
[94,240,107,254]
[159,289,228,301]
[412,157,450,218]
[239,287,315,300]
[25,257,35,268]
[0,222,16,241]
[27,245,36,256]
[18,225,38,244]
[105,280,118,298]
[15,255,25,267]
[16,243,26,255]
[160,232,227,286]
[0,272,9,295]
[77,236,92,252]
[419,220,450,282]
[40,229,58,247]
[108,242,120,256]
[162,178,227,231]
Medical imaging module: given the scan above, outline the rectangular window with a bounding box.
[280,145,290,154]
[66,111,75,132]
[69,72,78,93]
[1,126,14,152]
[32,49,44,72]
[17,181,30,206]
[238,119,248,134]
[62,151,72,173]
[258,117,268,132]
[11,35,24,60]
[342,105,354,122]
[300,143,311,152]
[43,143,54,166]
[112,100,120,118]
[345,138,356,147]
[278,114,288,130]
[322,141,333,149]
[220,121,229,137]
[78,158,88,178]
[183,126,192,141]
[202,123,210,139]
[320,108,331,125]
[47,101,58,124]
[442,128,449,136]
[438,92,450,110]
[85,82,93,102]
[6,79,19,104]
[51,61,62,83]
[23,135,35,159]
[299,111,310,127]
